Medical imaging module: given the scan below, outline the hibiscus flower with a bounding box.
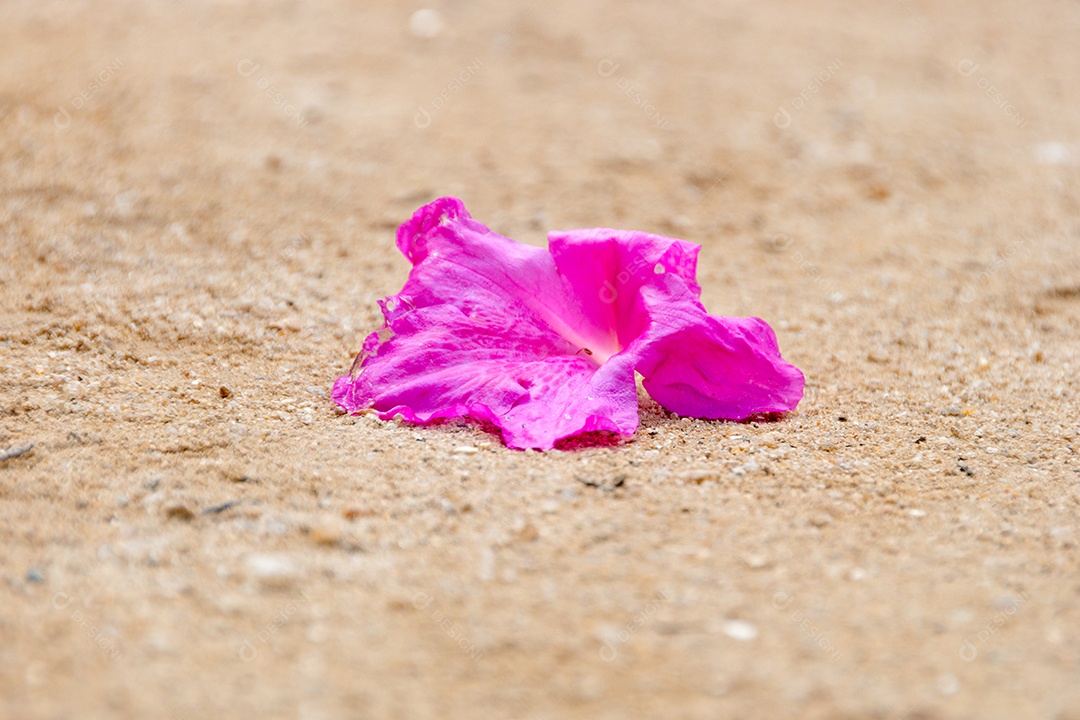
[332,197,803,450]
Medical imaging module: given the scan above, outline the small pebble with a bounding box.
[246,554,300,589]
[681,469,718,484]
[26,568,44,583]
[452,445,479,455]
[1033,142,1072,166]
[942,405,962,417]
[937,674,961,696]
[515,524,540,542]
[309,524,342,547]
[165,505,196,521]
[0,442,35,462]
[722,620,758,642]
[409,9,444,38]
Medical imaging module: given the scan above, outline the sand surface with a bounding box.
[2,1,1079,718]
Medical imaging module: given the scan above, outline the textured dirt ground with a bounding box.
[2,0,1079,718]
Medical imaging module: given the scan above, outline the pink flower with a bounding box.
[332,197,803,450]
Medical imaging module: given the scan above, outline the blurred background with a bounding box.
[2,1,1078,718]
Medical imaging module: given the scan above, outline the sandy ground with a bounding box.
[2,0,1079,718]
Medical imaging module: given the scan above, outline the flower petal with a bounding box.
[333,197,804,449]
[332,198,639,449]
[546,228,803,419]
[631,275,805,419]
[547,228,701,361]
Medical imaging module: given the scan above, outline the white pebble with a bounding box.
[246,554,299,589]
[722,620,758,642]
[409,9,444,38]
[1033,142,1072,166]
[937,674,961,696]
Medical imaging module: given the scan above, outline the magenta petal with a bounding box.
[547,228,702,358]
[331,301,639,449]
[547,229,803,419]
[332,198,639,450]
[631,278,805,419]
[333,197,804,449]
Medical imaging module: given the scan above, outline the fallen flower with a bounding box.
[333,197,803,450]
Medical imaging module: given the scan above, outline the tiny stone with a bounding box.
[0,442,35,462]
[908,508,927,518]
[682,469,718,484]
[868,349,889,363]
[203,500,238,515]
[1033,142,1072,166]
[937,674,961,696]
[246,554,299,589]
[409,9,444,38]
[165,505,196,522]
[515,524,540,542]
[26,568,44,583]
[942,405,962,417]
[309,524,342,547]
[722,620,758,642]
[452,445,479,455]
[219,386,233,398]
